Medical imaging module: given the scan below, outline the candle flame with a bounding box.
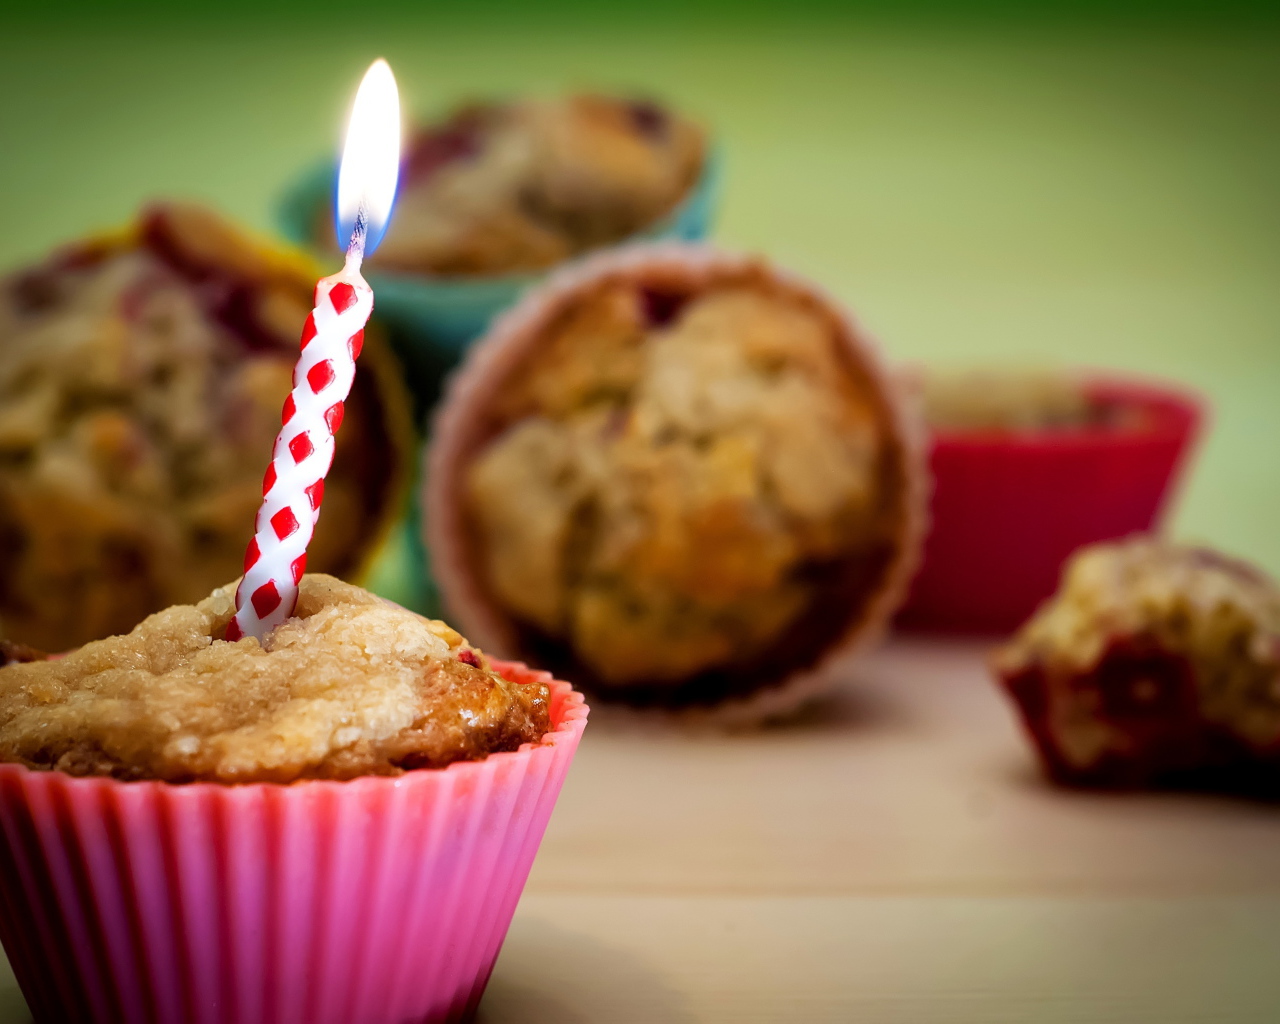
[336,58,401,258]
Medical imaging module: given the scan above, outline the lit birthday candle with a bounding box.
[227,59,401,643]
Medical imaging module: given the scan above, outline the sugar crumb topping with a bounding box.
[0,574,549,783]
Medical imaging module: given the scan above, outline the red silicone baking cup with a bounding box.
[0,662,587,1024]
[897,375,1204,634]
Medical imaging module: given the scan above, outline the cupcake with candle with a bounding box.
[426,244,926,724]
[279,92,718,362]
[0,62,587,1024]
[0,575,587,1023]
[0,201,413,652]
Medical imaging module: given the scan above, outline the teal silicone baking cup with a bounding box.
[276,149,722,368]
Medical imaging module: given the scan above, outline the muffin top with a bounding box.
[999,538,1280,677]
[0,575,550,784]
[0,204,403,651]
[457,265,909,707]
[920,369,1097,434]
[333,95,704,277]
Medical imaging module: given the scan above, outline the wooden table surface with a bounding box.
[475,638,1280,1023]
[0,638,1277,1021]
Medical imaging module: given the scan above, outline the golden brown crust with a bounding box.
[426,244,927,724]
[0,575,550,783]
[0,203,411,652]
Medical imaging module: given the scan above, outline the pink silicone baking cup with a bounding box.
[0,662,587,1024]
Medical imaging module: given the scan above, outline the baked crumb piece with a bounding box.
[994,538,1280,787]
[465,274,900,704]
[340,95,705,277]
[0,575,550,783]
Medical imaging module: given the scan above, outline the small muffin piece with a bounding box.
[0,575,549,783]
[352,95,705,277]
[0,204,406,652]
[994,538,1280,787]
[442,253,923,715]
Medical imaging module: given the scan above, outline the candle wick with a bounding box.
[345,202,368,272]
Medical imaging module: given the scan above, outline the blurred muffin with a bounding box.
[427,245,925,722]
[314,94,706,277]
[995,538,1280,787]
[918,367,1162,435]
[0,640,44,667]
[921,368,1094,433]
[0,203,411,652]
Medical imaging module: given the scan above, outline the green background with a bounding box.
[2,4,1277,578]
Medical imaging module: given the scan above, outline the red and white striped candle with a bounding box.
[225,264,373,641]
[227,59,400,643]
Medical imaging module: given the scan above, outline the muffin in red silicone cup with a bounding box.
[896,368,1204,634]
[0,574,587,1024]
[425,244,926,725]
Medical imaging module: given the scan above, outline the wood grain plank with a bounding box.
[527,639,1280,898]
[481,893,1280,1023]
